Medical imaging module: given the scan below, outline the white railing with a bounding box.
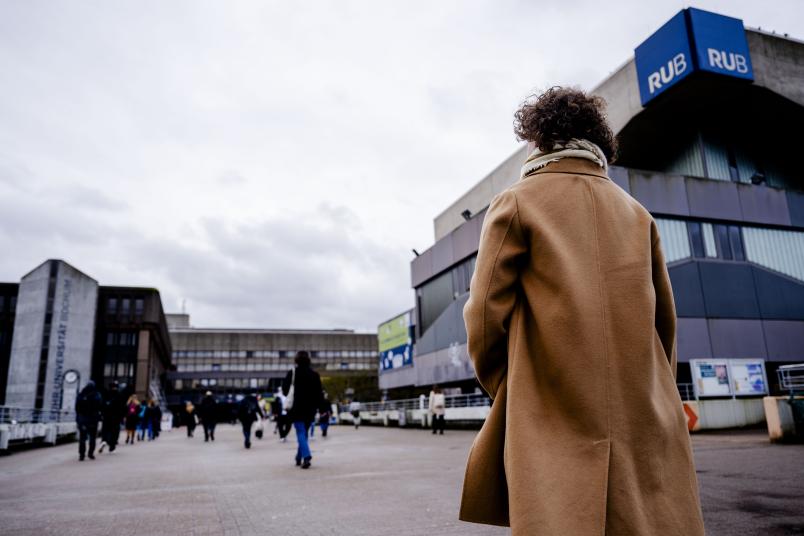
[778,364,804,394]
[341,393,491,413]
[0,406,75,425]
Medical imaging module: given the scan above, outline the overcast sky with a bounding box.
[1,1,802,331]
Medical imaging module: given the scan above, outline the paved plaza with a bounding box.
[0,425,802,535]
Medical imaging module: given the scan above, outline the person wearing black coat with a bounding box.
[99,381,125,453]
[199,391,218,442]
[75,381,103,461]
[238,393,265,449]
[282,351,323,469]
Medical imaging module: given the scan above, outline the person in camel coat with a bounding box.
[460,87,705,535]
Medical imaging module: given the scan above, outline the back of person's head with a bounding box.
[514,86,617,161]
[295,350,311,368]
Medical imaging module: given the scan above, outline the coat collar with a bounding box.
[522,157,610,181]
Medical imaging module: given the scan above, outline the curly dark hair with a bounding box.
[513,87,617,161]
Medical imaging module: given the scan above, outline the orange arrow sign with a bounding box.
[683,403,698,431]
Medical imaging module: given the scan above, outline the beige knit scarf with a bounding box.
[520,138,608,179]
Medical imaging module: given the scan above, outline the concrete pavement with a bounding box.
[0,425,802,535]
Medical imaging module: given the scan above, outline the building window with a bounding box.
[134,298,144,314]
[107,332,116,346]
[107,298,117,314]
[687,222,705,258]
[9,296,15,313]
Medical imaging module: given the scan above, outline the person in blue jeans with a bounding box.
[282,351,323,469]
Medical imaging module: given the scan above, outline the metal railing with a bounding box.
[677,383,695,401]
[778,364,804,394]
[341,393,491,413]
[0,406,75,425]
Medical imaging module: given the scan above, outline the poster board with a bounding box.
[691,359,731,397]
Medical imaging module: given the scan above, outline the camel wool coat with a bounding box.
[460,158,705,535]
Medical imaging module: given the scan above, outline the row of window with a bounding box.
[416,255,476,335]
[103,362,136,378]
[656,218,804,282]
[105,297,144,316]
[175,359,375,372]
[0,295,17,314]
[105,332,139,347]
[172,349,377,359]
[665,131,794,189]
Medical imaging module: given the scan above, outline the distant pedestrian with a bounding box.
[238,392,265,449]
[199,391,218,442]
[273,389,291,441]
[429,385,446,435]
[282,351,323,469]
[99,381,125,453]
[349,400,361,429]
[137,401,149,441]
[75,381,103,461]
[152,402,162,439]
[319,391,332,438]
[124,394,140,444]
[184,401,197,438]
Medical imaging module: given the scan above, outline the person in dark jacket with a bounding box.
[150,401,162,440]
[199,391,218,442]
[282,351,323,469]
[184,401,197,438]
[319,391,332,438]
[238,392,265,449]
[99,381,125,453]
[75,381,103,461]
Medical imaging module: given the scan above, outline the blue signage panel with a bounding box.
[634,11,694,106]
[687,8,753,80]
[634,8,753,106]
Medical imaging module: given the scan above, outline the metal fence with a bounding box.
[677,383,695,401]
[777,364,804,394]
[348,386,698,413]
[0,406,75,425]
[342,393,491,414]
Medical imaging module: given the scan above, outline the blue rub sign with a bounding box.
[634,8,753,106]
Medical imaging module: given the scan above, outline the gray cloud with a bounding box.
[1,0,802,330]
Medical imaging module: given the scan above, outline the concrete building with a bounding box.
[5,261,98,411]
[0,260,172,408]
[92,287,173,405]
[381,8,804,397]
[166,314,377,405]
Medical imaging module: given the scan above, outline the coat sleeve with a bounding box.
[463,190,526,399]
[281,370,292,396]
[651,220,678,379]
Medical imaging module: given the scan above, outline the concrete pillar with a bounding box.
[135,329,150,400]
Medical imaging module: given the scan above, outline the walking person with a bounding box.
[98,381,125,454]
[184,401,197,438]
[124,394,140,445]
[237,392,265,449]
[199,391,218,442]
[273,389,292,442]
[75,381,103,461]
[348,399,361,429]
[319,391,332,438]
[136,401,149,441]
[282,351,323,469]
[459,87,705,535]
[428,385,446,435]
[152,402,162,439]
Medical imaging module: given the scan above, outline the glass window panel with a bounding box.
[729,226,745,261]
[715,225,732,260]
[702,223,717,257]
[654,219,691,262]
[688,222,705,258]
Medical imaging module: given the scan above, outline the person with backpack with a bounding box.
[237,392,265,449]
[282,351,323,469]
[98,381,125,453]
[75,381,103,461]
[124,394,140,444]
[199,391,218,442]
